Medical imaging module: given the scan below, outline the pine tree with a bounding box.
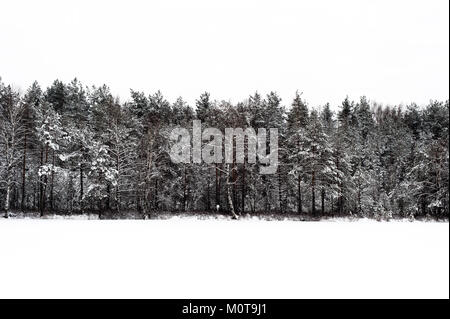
[287,91,309,214]
[20,81,42,210]
[196,92,211,123]
[35,101,64,215]
[0,76,448,219]
[0,84,25,217]
[85,141,117,217]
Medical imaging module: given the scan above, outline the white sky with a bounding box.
[1,0,448,108]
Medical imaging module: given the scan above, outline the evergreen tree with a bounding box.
[0,84,25,217]
[287,91,309,214]
[0,77,448,220]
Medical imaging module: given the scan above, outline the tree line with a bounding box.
[0,77,448,219]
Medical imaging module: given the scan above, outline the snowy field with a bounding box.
[0,218,448,299]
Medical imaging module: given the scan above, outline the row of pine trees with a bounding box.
[0,78,448,219]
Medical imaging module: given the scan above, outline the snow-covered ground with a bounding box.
[5,210,448,222]
[0,217,448,298]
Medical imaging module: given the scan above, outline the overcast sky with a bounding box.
[1,0,448,108]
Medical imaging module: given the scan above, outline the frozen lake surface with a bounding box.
[0,216,448,298]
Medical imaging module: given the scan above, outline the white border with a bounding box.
[0,219,448,299]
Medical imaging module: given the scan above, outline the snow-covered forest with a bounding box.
[0,77,448,220]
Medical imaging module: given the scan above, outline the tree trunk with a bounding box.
[33,183,36,210]
[206,166,211,211]
[297,175,302,214]
[358,187,361,214]
[154,179,158,210]
[106,184,111,210]
[4,183,11,218]
[312,170,316,216]
[116,185,120,213]
[232,162,237,214]
[215,164,220,209]
[321,188,325,215]
[39,146,44,217]
[241,161,246,214]
[50,149,55,212]
[278,171,283,213]
[227,164,238,219]
[42,144,49,214]
[12,186,18,210]
[183,164,187,212]
[116,150,120,213]
[79,164,84,213]
[21,133,27,210]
